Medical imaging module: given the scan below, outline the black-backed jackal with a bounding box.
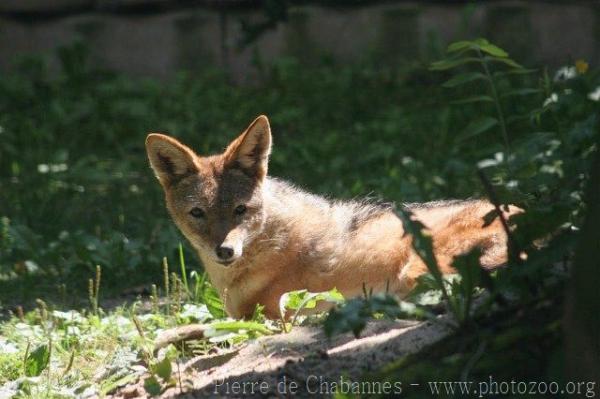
[146,116,521,319]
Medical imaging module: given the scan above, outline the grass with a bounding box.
[0,39,599,397]
[0,47,469,306]
[0,257,278,397]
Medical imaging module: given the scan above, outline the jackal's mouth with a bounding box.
[216,259,235,266]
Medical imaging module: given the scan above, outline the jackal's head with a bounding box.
[146,116,272,266]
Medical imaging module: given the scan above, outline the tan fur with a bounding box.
[146,116,522,319]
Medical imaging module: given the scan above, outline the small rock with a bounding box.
[121,385,140,399]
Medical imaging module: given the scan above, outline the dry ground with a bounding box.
[110,317,452,398]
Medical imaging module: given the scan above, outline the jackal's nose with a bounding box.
[215,245,234,261]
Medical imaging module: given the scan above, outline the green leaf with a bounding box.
[324,294,401,338]
[451,95,494,105]
[451,250,483,322]
[202,284,226,319]
[395,209,442,282]
[279,288,344,317]
[100,373,138,395]
[473,38,491,46]
[324,298,369,338]
[446,39,508,58]
[477,42,509,58]
[447,40,474,53]
[280,290,311,312]
[506,114,533,125]
[209,320,273,335]
[151,356,172,381]
[500,88,541,98]
[407,273,443,305]
[144,375,162,396]
[430,57,481,71]
[442,72,487,88]
[493,68,538,77]
[459,117,498,141]
[486,56,523,69]
[367,295,403,318]
[24,344,50,377]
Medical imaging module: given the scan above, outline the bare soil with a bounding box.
[110,317,452,398]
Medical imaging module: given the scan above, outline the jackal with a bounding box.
[146,116,520,319]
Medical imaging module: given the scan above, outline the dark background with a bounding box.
[1,1,598,81]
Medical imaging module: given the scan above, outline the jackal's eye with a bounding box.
[189,207,205,218]
[234,204,247,216]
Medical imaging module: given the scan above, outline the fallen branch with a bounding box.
[154,324,206,352]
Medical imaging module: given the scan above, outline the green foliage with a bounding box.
[193,273,226,319]
[430,38,597,310]
[431,38,537,152]
[0,37,598,396]
[409,251,492,322]
[178,243,189,295]
[0,352,21,385]
[207,320,273,338]
[360,40,597,391]
[368,294,565,398]
[279,288,344,331]
[151,356,172,382]
[323,39,599,337]
[0,42,461,305]
[147,353,176,395]
[24,343,51,377]
[324,293,403,338]
[0,273,275,396]
[143,375,162,396]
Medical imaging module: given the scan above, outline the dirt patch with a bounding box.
[110,317,452,398]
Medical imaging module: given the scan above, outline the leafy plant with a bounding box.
[323,39,598,338]
[191,272,226,319]
[430,38,540,153]
[0,35,598,398]
[430,38,597,310]
[146,355,175,395]
[0,260,275,397]
[24,343,51,377]
[361,40,598,393]
[279,288,344,332]
[324,293,411,338]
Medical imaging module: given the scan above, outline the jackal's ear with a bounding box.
[224,115,272,180]
[146,134,199,187]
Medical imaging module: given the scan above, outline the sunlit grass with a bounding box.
[0,264,277,397]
